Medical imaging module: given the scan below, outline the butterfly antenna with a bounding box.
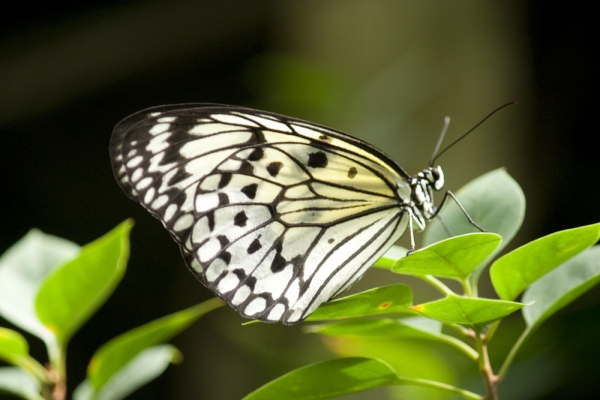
[430,101,517,165]
[429,116,451,167]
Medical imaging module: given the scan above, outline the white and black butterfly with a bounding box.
[110,103,483,325]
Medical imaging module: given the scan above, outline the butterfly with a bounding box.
[109,103,482,325]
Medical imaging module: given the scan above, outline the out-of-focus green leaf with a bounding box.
[0,328,47,385]
[73,345,181,400]
[35,220,133,345]
[0,327,28,365]
[424,169,525,285]
[392,233,501,280]
[373,245,409,269]
[523,246,600,330]
[0,367,43,400]
[243,357,400,400]
[0,229,79,343]
[88,298,223,392]
[490,223,600,300]
[306,284,412,322]
[410,294,525,329]
[308,318,477,360]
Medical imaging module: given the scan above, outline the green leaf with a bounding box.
[243,357,400,400]
[410,294,525,329]
[424,169,524,251]
[392,233,501,280]
[308,317,477,360]
[523,246,600,330]
[490,223,600,300]
[0,367,44,400]
[373,245,409,269]
[87,298,223,392]
[35,220,133,345]
[0,327,28,365]
[73,345,181,400]
[424,169,525,285]
[306,284,413,322]
[0,229,79,343]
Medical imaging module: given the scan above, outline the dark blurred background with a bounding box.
[1,1,598,399]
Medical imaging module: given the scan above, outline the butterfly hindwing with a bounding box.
[110,104,411,324]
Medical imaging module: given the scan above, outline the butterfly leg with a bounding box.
[434,191,486,232]
[406,208,417,255]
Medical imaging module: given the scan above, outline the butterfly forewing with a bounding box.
[110,104,411,324]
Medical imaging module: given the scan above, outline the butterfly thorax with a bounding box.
[409,166,444,230]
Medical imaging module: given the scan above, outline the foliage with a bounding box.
[0,221,223,400]
[244,169,600,400]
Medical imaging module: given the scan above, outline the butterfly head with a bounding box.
[411,166,444,222]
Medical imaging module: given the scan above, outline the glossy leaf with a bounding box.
[392,233,501,280]
[73,345,181,400]
[35,220,132,345]
[88,298,223,392]
[424,169,524,254]
[243,357,400,400]
[523,246,600,330]
[490,223,600,300]
[308,317,477,360]
[0,367,43,400]
[410,294,525,329]
[0,229,79,343]
[373,245,408,269]
[306,284,413,322]
[0,327,28,365]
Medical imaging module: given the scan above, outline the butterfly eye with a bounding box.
[432,166,444,190]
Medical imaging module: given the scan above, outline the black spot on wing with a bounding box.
[238,161,254,175]
[241,183,258,199]
[217,235,230,247]
[234,211,248,227]
[248,148,264,161]
[219,173,232,188]
[348,167,357,179]
[307,151,328,168]
[270,240,286,273]
[328,238,335,244]
[206,211,215,231]
[267,161,283,177]
[218,193,229,205]
[247,238,262,254]
[219,251,231,264]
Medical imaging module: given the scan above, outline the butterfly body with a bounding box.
[110,104,444,324]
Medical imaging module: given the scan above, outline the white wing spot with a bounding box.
[217,272,240,293]
[173,213,193,231]
[149,123,170,135]
[131,168,143,182]
[144,187,156,204]
[231,285,251,305]
[244,297,267,315]
[136,177,153,190]
[267,304,286,321]
[206,258,227,282]
[210,113,260,127]
[127,156,143,168]
[157,117,176,123]
[151,195,169,209]
[163,203,178,222]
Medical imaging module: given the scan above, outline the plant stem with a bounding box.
[497,326,531,380]
[396,376,483,399]
[47,343,67,400]
[474,331,498,400]
[420,274,454,295]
